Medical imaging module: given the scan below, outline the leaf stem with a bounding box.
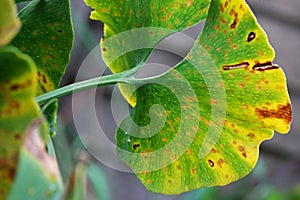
[36,70,136,104]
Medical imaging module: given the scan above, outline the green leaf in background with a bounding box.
[0,46,62,199]
[87,163,110,200]
[12,0,74,95]
[0,0,20,47]
[64,152,89,200]
[42,98,59,137]
[84,0,211,106]
[0,46,38,198]
[8,120,63,200]
[115,0,292,194]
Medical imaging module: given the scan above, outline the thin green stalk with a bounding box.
[36,70,135,104]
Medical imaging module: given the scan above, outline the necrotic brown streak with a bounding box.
[252,62,280,71]
[222,62,249,70]
[255,103,292,123]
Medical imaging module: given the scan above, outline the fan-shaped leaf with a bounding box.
[115,0,292,194]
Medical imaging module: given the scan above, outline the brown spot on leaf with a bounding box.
[9,80,32,91]
[217,159,224,168]
[102,48,107,52]
[14,134,21,140]
[238,146,245,152]
[133,143,140,150]
[229,8,239,29]
[256,103,292,123]
[211,148,217,153]
[176,165,181,170]
[191,168,195,174]
[248,133,255,138]
[10,84,21,91]
[231,20,237,29]
[225,1,229,8]
[242,153,247,158]
[218,17,227,25]
[42,74,47,84]
[208,159,214,167]
[247,32,256,42]
[220,4,225,13]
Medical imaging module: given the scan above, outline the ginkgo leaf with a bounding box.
[115,0,292,194]
[0,46,62,199]
[0,0,20,47]
[12,0,74,95]
[84,0,211,106]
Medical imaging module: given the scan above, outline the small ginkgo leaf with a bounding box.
[0,0,20,47]
[12,0,74,95]
[84,0,211,106]
[115,0,292,194]
[42,99,59,137]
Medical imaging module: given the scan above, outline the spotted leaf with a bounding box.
[115,0,292,194]
[0,46,62,199]
[84,0,211,106]
[12,0,74,95]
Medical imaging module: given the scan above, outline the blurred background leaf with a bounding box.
[12,0,74,95]
[0,0,20,47]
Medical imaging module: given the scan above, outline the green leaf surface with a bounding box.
[115,0,292,194]
[0,0,21,47]
[12,0,74,95]
[42,98,58,137]
[84,0,211,106]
